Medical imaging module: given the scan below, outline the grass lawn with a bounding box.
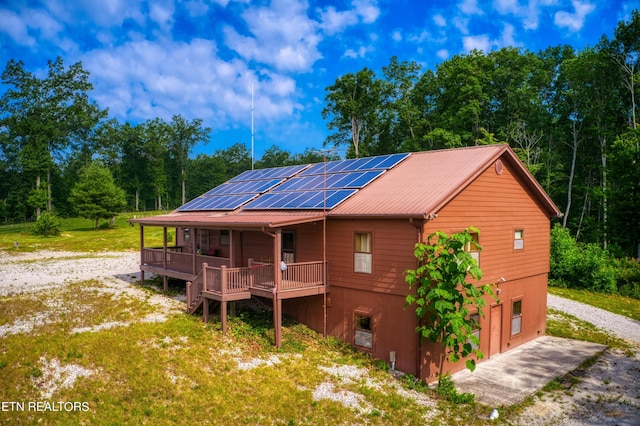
[0,212,172,252]
[0,275,495,425]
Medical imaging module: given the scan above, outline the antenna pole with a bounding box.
[251,83,255,170]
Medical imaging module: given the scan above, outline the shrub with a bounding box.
[550,224,616,293]
[614,257,640,299]
[32,212,62,237]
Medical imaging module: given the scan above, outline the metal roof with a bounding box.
[329,144,561,218]
[131,145,561,228]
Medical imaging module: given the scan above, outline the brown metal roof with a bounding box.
[133,145,560,227]
[329,144,561,218]
[131,211,325,228]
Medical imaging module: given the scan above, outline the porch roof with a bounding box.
[132,211,325,229]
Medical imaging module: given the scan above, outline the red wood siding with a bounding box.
[416,160,552,381]
[325,219,419,296]
[426,160,551,285]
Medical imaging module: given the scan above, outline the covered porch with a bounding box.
[131,211,329,347]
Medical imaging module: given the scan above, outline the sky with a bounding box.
[1,0,638,160]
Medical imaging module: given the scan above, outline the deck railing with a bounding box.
[281,261,325,290]
[186,267,205,313]
[200,261,326,297]
[142,248,230,276]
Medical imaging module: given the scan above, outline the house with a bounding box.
[131,144,561,381]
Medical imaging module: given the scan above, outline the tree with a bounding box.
[0,57,96,217]
[167,115,210,205]
[322,67,388,158]
[68,162,126,229]
[404,228,495,386]
[254,145,293,169]
[215,143,252,179]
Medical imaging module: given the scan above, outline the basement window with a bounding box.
[511,300,522,336]
[354,314,373,349]
[354,232,372,274]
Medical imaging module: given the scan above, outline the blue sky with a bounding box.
[1,0,638,159]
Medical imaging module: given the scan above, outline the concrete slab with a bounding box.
[451,336,606,406]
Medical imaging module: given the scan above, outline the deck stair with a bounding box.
[186,268,205,314]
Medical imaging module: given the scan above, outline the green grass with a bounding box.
[1,278,494,425]
[548,287,640,322]
[0,212,173,252]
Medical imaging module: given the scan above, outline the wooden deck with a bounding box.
[140,248,328,314]
[186,260,328,313]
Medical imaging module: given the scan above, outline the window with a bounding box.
[468,312,480,349]
[219,230,230,246]
[197,229,209,251]
[464,232,480,265]
[354,232,372,273]
[511,300,522,336]
[354,314,373,349]
[514,229,524,250]
[183,228,190,243]
[282,230,296,263]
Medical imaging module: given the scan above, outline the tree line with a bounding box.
[322,11,640,258]
[1,11,639,257]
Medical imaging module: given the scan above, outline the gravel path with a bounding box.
[548,294,640,344]
[0,250,142,297]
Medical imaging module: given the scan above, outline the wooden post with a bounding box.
[163,227,168,292]
[140,225,145,286]
[221,301,227,334]
[192,227,197,275]
[202,262,208,291]
[220,264,227,333]
[186,281,191,312]
[203,298,209,323]
[273,229,282,348]
[220,265,226,295]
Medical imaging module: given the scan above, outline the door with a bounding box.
[489,304,502,357]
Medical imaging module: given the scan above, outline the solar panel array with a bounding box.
[177,153,410,212]
[243,153,409,210]
[177,164,308,211]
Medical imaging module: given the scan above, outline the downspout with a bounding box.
[409,214,437,381]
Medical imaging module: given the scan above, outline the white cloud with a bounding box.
[453,16,471,35]
[317,0,380,35]
[458,0,483,16]
[391,29,402,41]
[554,0,595,32]
[437,49,449,59]
[82,39,297,127]
[224,0,322,72]
[499,22,518,46]
[0,9,36,46]
[353,0,380,23]
[433,14,447,27]
[149,1,175,34]
[463,34,490,52]
[343,45,374,59]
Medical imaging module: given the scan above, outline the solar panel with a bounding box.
[178,152,410,212]
[178,194,256,211]
[299,153,409,176]
[243,189,357,210]
[229,164,309,182]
